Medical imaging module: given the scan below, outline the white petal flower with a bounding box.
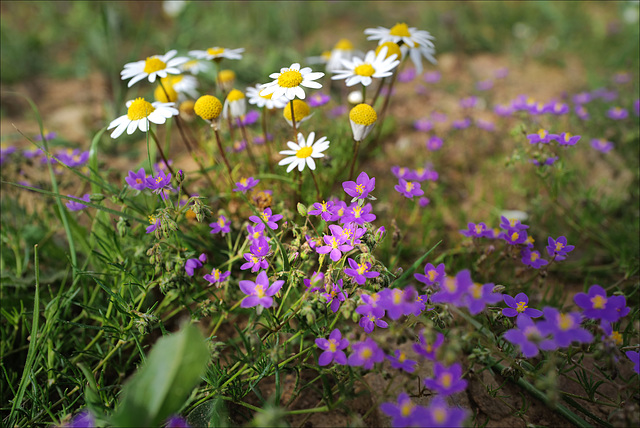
[246,84,288,109]
[260,63,324,101]
[332,46,399,87]
[188,47,244,61]
[364,23,435,49]
[120,50,189,88]
[278,132,330,173]
[107,98,178,139]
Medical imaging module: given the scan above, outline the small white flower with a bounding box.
[222,89,246,119]
[181,58,212,75]
[188,47,244,61]
[108,98,178,139]
[405,43,437,74]
[120,50,188,88]
[246,84,287,109]
[260,63,324,101]
[332,46,399,87]
[162,74,199,99]
[364,22,435,50]
[278,132,330,173]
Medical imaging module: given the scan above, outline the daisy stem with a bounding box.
[149,129,191,197]
[371,76,387,106]
[361,85,367,105]
[262,106,274,173]
[309,168,321,200]
[212,126,235,185]
[372,68,399,146]
[296,170,303,206]
[290,101,298,142]
[237,119,259,173]
[348,138,361,182]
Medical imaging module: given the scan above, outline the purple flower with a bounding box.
[239,271,284,309]
[418,197,430,207]
[328,200,348,222]
[451,118,471,129]
[499,216,529,231]
[341,202,376,225]
[65,194,91,211]
[308,200,335,221]
[185,253,207,276]
[321,279,347,313]
[460,222,493,238]
[316,225,354,262]
[233,176,259,193]
[475,119,495,131]
[166,415,190,428]
[348,337,384,369]
[501,228,528,245]
[544,101,569,115]
[413,118,433,132]
[386,349,417,373]
[67,409,95,428]
[154,159,173,174]
[430,111,447,122]
[431,270,472,306]
[246,222,266,243]
[527,129,552,144]
[625,351,640,374]
[380,392,427,428]
[341,222,367,245]
[494,104,514,116]
[503,315,557,358]
[423,71,441,83]
[551,132,581,146]
[521,248,548,269]
[391,166,412,180]
[327,105,348,118]
[612,72,631,84]
[574,285,629,323]
[33,131,57,142]
[426,135,443,151]
[356,305,388,334]
[344,258,380,285]
[502,293,543,319]
[378,286,421,320]
[546,236,574,261]
[415,263,446,289]
[253,133,273,144]
[538,307,593,348]
[209,215,231,235]
[459,96,477,109]
[342,171,376,201]
[398,67,417,82]
[126,168,148,191]
[394,179,424,199]
[308,92,330,107]
[574,105,590,120]
[315,329,349,366]
[203,268,230,286]
[591,138,614,153]
[476,79,493,91]
[528,101,547,115]
[530,156,558,167]
[464,282,502,315]
[413,331,444,360]
[572,92,592,104]
[58,149,90,167]
[240,237,270,272]
[424,363,468,396]
[234,110,260,127]
[423,396,468,427]
[303,271,324,293]
[407,166,438,182]
[146,170,172,194]
[494,67,509,79]
[607,107,628,120]
[249,207,283,230]
[146,214,161,234]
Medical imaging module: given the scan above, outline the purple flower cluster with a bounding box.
[380,394,467,428]
[239,271,284,309]
[65,194,91,212]
[241,237,270,272]
[342,171,375,201]
[185,253,207,276]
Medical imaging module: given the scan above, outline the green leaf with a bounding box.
[110,324,210,427]
[186,396,230,428]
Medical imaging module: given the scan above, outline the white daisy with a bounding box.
[222,89,246,119]
[259,63,324,101]
[120,50,188,88]
[161,74,199,99]
[108,98,178,139]
[349,104,377,142]
[181,58,212,75]
[246,85,287,109]
[364,22,435,50]
[404,43,437,74]
[331,46,399,87]
[278,132,330,173]
[188,47,244,61]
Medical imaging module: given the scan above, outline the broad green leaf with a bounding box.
[110,324,210,427]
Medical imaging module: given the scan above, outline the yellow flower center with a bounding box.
[361,347,373,359]
[207,47,225,56]
[127,98,155,120]
[143,57,167,74]
[278,69,304,88]
[296,146,313,158]
[148,215,156,224]
[194,95,222,120]
[354,63,375,77]
[213,269,220,280]
[390,22,411,37]
[240,178,248,186]
[516,301,528,312]
[591,295,607,309]
[537,129,547,138]
[444,277,457,293]
[261,212,270,222]
[558,313,574,331]
[398,352,406,362]
[334,38,354,50]
[611,331,622,346]
[392,289,403,304]
[433,408,446,423]
[135,178,143,184]
[357,263,368,275]
[531,252,539,261]
[218,218,225,227]
[405,181,414,192]
[474,224,484,234]
[218,69,236,83]
[353,206,362,218]
[349,104,377,125]
[511,232,519,242]
[440,373,453,388]
[154,84,178,103]
[183,59,198,70]
[283,100,311,121]
[564,132,572,142]
[328,339,338,352]
[375,42,402,59]
[427,270,437,282]
[555,242,565,251]
[255,284,265,298]
[471,283,483,299]
[227,89,245,102]
[400,401,414,417]
[355,183,365,194]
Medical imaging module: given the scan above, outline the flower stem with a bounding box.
[290,100,298,142]
[348,138,361,181]
[309,168,322,200]
[149,129,191,197]
[212,126,235,187]
[261,106,274,172]
[237,118,259,173]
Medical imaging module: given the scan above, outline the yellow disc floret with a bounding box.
[154,84,178,103]
[354,64,375,77]
[127,98,155,120]
[278,70,304,88]
[283,100,310,121]
[349,104,377,125]
[194,95,222,120]
[207,47,225,56]
[296,146,313,158]
[375,42,402,60]
[226,89,245,102]
[144,57,167,74]
[334,38,354,51]
[390,22,411,37]
[218,69,236,83]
